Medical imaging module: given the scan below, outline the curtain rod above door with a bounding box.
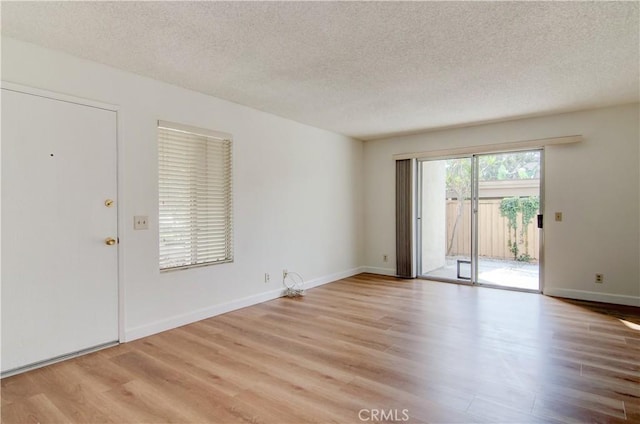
[393,135,582,161]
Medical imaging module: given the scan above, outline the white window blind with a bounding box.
[158,121,233,271]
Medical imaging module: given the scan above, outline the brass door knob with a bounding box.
[105,199,114,207]
[105,237,117,246]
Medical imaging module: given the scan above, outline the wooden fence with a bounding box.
[446,199,539,262]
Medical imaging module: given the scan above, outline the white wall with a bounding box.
[1,37,364,340]
[364,104,640,306]
[420,160,446,273]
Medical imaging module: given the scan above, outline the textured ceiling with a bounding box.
[2,1,638,140]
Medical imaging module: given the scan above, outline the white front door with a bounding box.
[1,88,119,374]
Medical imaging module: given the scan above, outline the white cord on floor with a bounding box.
[283,271,305,298]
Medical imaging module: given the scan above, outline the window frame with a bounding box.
[157,120,234,272]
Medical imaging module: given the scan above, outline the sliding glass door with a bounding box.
[417,150,542,291]
[475,151,541,290]
[418,157,473,283]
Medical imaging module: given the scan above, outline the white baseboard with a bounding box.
[544,288,640,307]
[124,288,284,342]
[361,266,397,276]
[124,266,365,342]
[302,266,365,290]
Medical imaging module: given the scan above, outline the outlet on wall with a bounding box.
[264,273,270,283]
[595,273,603,283]
[383,254,388,262]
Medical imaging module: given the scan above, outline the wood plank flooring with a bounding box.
[2,273,640,423]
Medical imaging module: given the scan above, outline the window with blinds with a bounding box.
[158,121,233,271]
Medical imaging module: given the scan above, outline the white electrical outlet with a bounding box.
[264,273,270,283]
[595,273,603,283]
[383,254,388,262]
[134,215,149,230]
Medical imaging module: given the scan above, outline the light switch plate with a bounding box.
[134,215,149,230]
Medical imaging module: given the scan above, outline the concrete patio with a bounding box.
[422,256,539,290]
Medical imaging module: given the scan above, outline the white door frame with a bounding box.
[1,81,125,344]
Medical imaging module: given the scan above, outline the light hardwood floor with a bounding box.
[2,273,639,423]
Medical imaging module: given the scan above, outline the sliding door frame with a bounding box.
[417,149,544,294]
[416,154,475,285]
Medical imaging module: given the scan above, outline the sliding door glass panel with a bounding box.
[475,151,541,290]
[420,158,472,282]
